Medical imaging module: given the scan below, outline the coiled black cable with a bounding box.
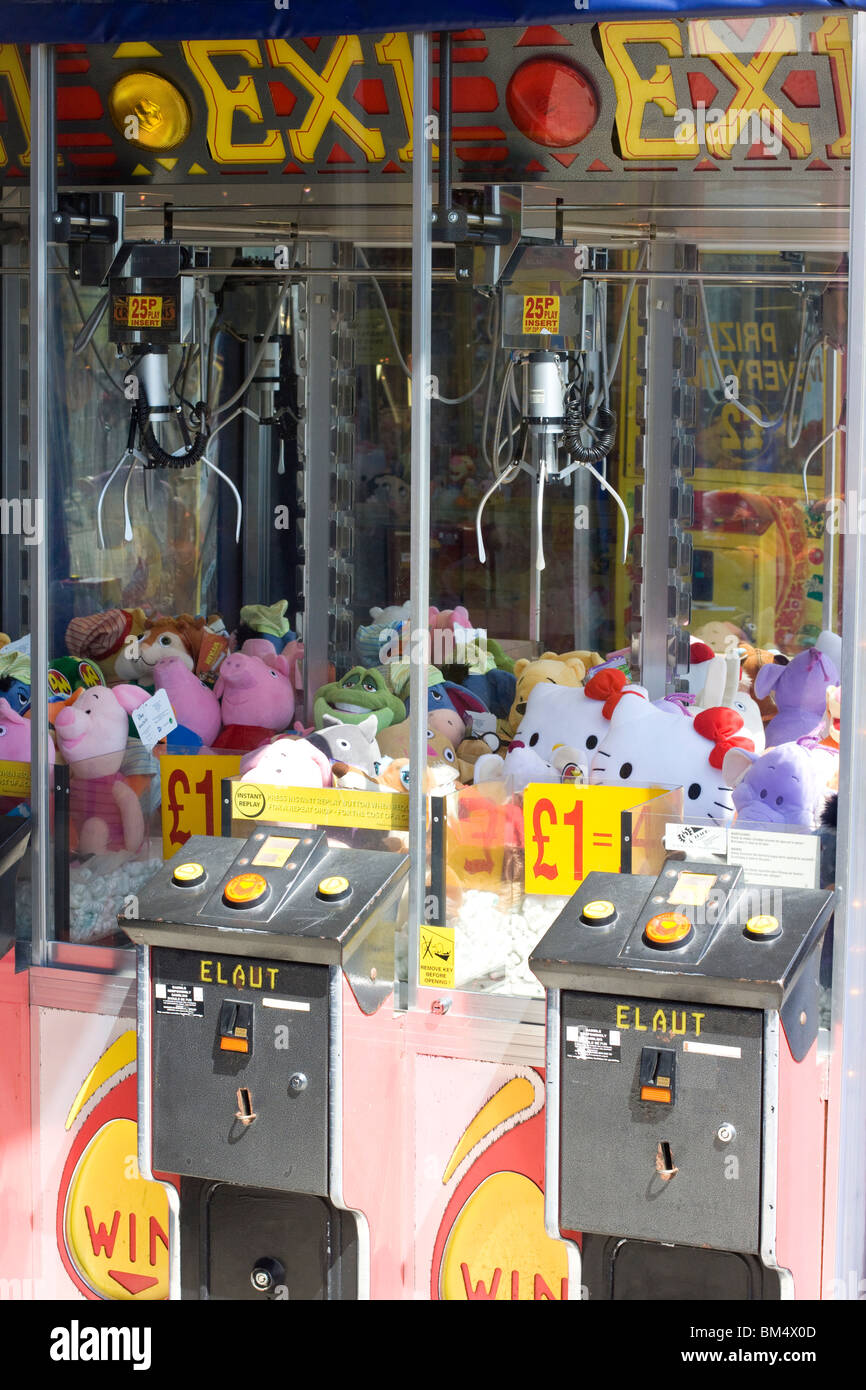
[563,390,616,464]
[134,371,209,470]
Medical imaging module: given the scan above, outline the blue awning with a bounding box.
[0,1,859,45]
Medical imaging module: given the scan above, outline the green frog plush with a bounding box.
[314,666,405,733]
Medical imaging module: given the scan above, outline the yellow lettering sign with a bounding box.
[616,1004,705,1037]
[813,16,852,158]
[199,959,276,990]
[599,21,697,160]
[375,31,418,162]
[266,35,384,163]
[688,18,810,159]
[182,40,285,163]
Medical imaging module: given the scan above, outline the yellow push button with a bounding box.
[223,872,269,909]
[172,861,205,888]
[744,914,781,941]
[580,899,616,926]
[316,875,351,903]
[643,911,694,950]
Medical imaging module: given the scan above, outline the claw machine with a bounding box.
[1,2,865,1305]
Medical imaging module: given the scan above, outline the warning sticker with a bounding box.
[155,982,204,1018]
[566,1025,621,1062]
[419,925,455,990]
[522,294,560,336]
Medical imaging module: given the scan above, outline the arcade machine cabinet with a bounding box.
[123,827,407,1300]
[530,860,835,1300]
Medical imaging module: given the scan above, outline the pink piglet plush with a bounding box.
[153,657,222,747]
[0,697,55,765]
[54,684,150,854]
[212,651,296,752]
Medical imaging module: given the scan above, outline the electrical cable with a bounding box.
[209,278,290,422]
[802,423,846,503]
[63,267,125,396]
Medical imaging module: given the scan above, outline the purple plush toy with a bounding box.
[722,740,838,829]
[755,644,839,748]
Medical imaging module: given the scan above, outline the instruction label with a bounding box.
[0,759,30,798]
[728,827,819,889]
[232,782,409,830]
[154,982,204,1018]
[419,924,455,989]
[522,294,560,336]
[566,1025,621,1062]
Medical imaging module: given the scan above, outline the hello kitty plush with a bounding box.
[590,691,755,825]
[474,668,642,793]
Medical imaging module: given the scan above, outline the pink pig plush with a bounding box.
[0,697,55,765]
[0,697,55,815]
[153,657,222,747]
[54,684,150,854]
[212,650,295,752]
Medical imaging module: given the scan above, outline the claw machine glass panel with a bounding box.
[411,18,850,1022]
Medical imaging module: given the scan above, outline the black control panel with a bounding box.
[530,861,835,1009]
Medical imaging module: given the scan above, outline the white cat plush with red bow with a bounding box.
[590,690,755,824]
[474,668,644,793]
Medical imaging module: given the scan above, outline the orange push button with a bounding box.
[744,913,781,941]
[643,911,694,950]
[172,861,205,888]
[222,872,268,909]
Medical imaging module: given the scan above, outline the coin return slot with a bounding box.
[656,1140,678,1182]
[235,1087,256,1127]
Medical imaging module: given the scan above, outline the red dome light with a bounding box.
[506,57,598,149]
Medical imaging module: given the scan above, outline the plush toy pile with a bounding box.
[3,595,843,949]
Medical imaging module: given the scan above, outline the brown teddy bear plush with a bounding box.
[739,642,789,724]
[505,651,599,737]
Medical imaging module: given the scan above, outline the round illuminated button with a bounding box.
[744,914,781,941]
[580,899,616,926]
[222,872,269,909]
[316,875,351,903]
[643,912,694,950]
[172,861,205,888]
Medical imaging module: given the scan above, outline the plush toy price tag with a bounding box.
[160,753,242,858]
[131,689,177,751]
[523,784,666,895]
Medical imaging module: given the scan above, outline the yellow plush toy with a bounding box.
[506,651,601,736]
